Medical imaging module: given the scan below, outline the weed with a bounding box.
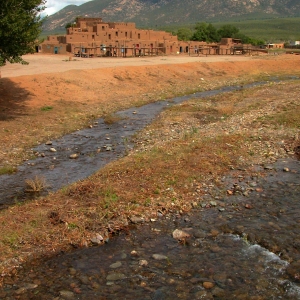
[103,113,123,125]
[103,188,118,208]
[25,176,49,193]
[0,165,17,175]
[41,106,53,111]
[67,223,78,230]
[144,198,151,206]
[2,233,19,249]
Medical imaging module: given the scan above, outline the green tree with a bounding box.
[65,22,73,29]
[0,0,45,67]
[217,24,239,38]
[192,22,219,43]
[176,27,193,41]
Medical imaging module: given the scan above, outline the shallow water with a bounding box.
[2,158,299,299]
[0,78,298,208]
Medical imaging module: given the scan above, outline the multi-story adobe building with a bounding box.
[39,17,251,57]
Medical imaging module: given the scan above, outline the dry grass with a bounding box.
[25,176,49,193]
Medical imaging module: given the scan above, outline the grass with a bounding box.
[40,106,53,111]
[103,113,124,125]
[25,176,49,193]
[0,166,17,175]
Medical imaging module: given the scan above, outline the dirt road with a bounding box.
[1,53,254,77]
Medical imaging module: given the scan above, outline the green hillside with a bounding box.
[158,17,300,43]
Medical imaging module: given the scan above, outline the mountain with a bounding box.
[42,0,300,33]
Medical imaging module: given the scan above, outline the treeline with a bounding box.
[174,23,265,46]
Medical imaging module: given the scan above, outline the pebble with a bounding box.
[69,153,79,159]
[109,261,122,269]
[152,254,168,260]
[139,259,148,266]
[59,290,74,299]
[203,281,215,289]
[129,216,144,224]
[106,273,126,281]
[49,147,57,152]
[172,229,190,240]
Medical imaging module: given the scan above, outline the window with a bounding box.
[116,31,118,37]
[102,26,105,30]
[125,32,127,38]
[138,33,140,39]
[108,34,111,40]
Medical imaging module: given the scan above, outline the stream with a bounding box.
[1,77,298,208]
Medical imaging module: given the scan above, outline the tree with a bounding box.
[176,27,193,41]
[217,24,239,38]
[192,22,220,43]
[0,0,45,67]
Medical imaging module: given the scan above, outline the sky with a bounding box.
[43,0,91,16]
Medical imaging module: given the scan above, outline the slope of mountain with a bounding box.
[42,0,300,33]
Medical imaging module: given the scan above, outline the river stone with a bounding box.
[59,290,74,299]
[69,153,79,159]
[45,141,52,145]
[152,254,168,260]
[139,259,148,266]
[106,273,126,281]
[49,147,57,152]
[172,229,190,240]
[203,281,215,289]
[109,261,122,269]
[129,216,144,224]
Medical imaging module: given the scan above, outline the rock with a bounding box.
[210,201,217,207]
[106,273,126,281]
[45,141,52,145]
[152,254,168,260]
[172,229,190,240]
[69,153,79,159]
[129,216,144,224]
[283,167,290,172]
[49,147,57,152]
[245,203,253,209]
[139,259,148,266]
[91,234,104,245]
[59,290,75,299]
[131,250,138,256]
[109,261,122,269]
[203,281,215,289]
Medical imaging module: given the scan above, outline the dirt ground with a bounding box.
[1,53,255,78]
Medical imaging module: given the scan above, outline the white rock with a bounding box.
[172,229,190,240]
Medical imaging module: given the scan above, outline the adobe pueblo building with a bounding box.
[40,17,253,57]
